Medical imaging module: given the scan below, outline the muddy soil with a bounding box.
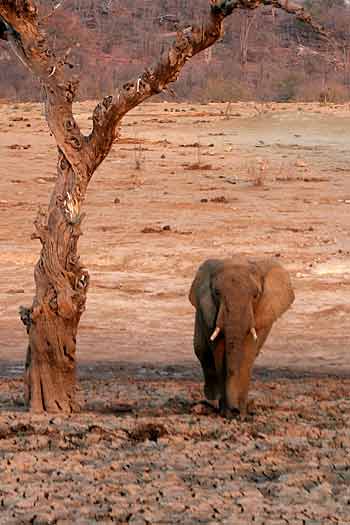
[0,101,350,524]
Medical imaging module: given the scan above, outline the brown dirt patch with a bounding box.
[1,101,350,523]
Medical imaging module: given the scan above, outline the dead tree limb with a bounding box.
[0,0,325,413]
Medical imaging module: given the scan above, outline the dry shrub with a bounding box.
[201,78,248,103]
[184,162,213,171]
[275,73,303,102]
[128,423,167,443]
[296,79,350,104]
[248,159,269,187]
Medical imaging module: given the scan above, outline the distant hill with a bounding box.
[0,0,348,102]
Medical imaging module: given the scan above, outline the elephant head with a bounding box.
[189,256,294,417]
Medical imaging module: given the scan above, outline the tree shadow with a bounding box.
[77,360,350,382]
[2,359,350,416]
[3,359,350,382]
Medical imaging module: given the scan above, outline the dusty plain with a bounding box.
[0,101,350,524]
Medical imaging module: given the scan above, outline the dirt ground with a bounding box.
[1,101,350,524]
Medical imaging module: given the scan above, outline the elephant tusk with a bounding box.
[210,326,221,341]
[251,327,258,341]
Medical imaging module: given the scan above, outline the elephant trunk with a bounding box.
[224,323,245,376]
[223,304,254,413]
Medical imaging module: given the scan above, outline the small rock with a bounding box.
[210,196,228,203]
[10,116,27,122]
[191,402,215,415]
[8,144,31,150]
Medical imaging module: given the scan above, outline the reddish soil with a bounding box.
[0,101,350,524]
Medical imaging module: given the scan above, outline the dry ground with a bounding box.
[0,101,350,524]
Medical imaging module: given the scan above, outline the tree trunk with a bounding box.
[239,12,256,78]
[21,150,89,412]
[24,309,78,413]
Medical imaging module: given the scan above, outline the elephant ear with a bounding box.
[189,260,220,330]
[254,263,295,330]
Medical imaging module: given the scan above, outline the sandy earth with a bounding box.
[0,101,350,523]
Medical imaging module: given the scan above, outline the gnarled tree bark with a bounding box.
[0,0,325,412]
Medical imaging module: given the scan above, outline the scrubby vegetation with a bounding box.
[1,0,350,103]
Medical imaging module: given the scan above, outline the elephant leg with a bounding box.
[194,311,220,401]
[224,326,271,417]
[213,338,226,402]
[203,357,220,401]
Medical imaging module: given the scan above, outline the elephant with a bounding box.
[189,256,294,418]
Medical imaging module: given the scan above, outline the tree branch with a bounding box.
[257,0,327,37]
[0,1,85,171]
[86,0,327,173]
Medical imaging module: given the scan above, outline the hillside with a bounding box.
[0,0,349,102]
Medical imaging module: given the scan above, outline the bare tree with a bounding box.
[239,10,257,69]
[0,0,325,413]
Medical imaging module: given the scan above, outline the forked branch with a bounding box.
[0,1,84,170]
[233,0,327,36]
